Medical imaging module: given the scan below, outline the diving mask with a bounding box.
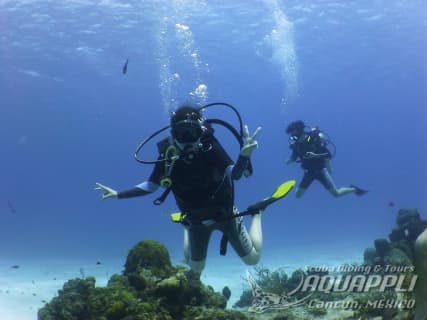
[171,120,204,144]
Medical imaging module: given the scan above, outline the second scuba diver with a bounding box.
[95,104,264,278]
[285,120,367,198]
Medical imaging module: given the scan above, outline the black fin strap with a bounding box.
[153,188,172,205]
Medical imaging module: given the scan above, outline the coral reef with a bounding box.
[38,209,426,320]
[38,239,250,320]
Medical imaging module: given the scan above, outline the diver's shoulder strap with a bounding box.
[157,137,171,155]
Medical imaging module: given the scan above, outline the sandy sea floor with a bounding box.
[0,242,365,320]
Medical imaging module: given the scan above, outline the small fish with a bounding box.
[96,261,101,265]
[7,200,16,213]
[404,228,409,237]
[11,265,20,269]
[122,58,129,74]
[388,201,395,207]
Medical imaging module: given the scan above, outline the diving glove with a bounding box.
[240,125,261,158]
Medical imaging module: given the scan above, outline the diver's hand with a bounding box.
[95,182,118,199]
[240,125,261,157]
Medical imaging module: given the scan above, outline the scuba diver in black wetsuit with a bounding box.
[285,120,367,198]
[95,104,263,277]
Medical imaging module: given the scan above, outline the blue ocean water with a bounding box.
[0,0,426,295]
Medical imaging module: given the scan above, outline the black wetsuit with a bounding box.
[150,135,236,216]
[290,130,333,190]
[118,132,253,261]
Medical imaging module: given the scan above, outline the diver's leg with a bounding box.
[329,187,357,197]
[319,168,355,197]
[249,213,262,253]
[243,212,263,265]
[295,171,313,198]
[186,224,213,274]
[325,159,333,175]
[295,187,306,198]
[183,226,190,264]
[221,208,261,265]
[242,246,261,265]
[415,228,427,320]
[188,259,206,275]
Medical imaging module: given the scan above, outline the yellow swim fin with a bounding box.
[170,180,296,223]
[271,180,296,200]
[244,180,296,214]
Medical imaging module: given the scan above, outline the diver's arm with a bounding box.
[228,155,250,180]
[285,150,298,164]
[213,141,248,181]
[95,181,159,200]
[117,159,163,199]
[117,181,159,199]
[117,188,150,199]
[96,155,163,200]
[229,125,261,180]
[211,125,260,181]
